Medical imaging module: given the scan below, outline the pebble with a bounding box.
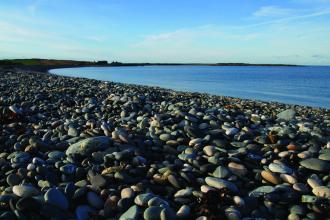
[300,158,330,172]
[228,162,247,176]
[134,193,154,206]
[6,173,22,186]
[144,206,164,220]
[269,162,293,174]
[13,185,39,197]
[249,186,275,198]
[87,191,104,209]
[261,170,281,184]
[205,177,238,193]
[312,186,330,198]
[66,136,112,157]
[44,188,69,210]
[121,187,135,199]
[176,205,190,218]
[280,174,297,184]
[119,205,140,220]
[0,70,329,219]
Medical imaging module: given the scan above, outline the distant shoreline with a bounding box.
[0,58,301,72]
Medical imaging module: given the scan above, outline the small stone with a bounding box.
[176,205,190,218]
[300,158,330,172]
[225,206,241,220]
[225,128,239,136]
[167,175,181,188]
[87,191,104,209]
[143,206,163,220]
[44,188,69,210]
[312,186,330,198]
[261,170,281,185]
[269,162,292,174]
[6,174,22,186]
[66,136,112,157]
[307,177,322,189]
[121,187,135,199]
[134,193,154,206]
[205,177,238,193]
[90,175,106,188]
[293,183,309,193]
[280,174,297,184]
[159,134,172,142]
[212,166,229,178]
[203,145,216,156]
[174,188,193,198]
[228,162,247,176]
[13,185,39,197]
[200,185,216,193]
[119,205,140,220]
[249,186,275,198]
[277,109,296,121]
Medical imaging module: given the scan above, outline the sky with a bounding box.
[0,0,330,65]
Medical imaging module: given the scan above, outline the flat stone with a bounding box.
[225,128,239,136]
[277,109,296,121]
[319,153,330,161]
[293,183,309,193]
[87,191,104,209]
[269,163,293,174]
[90,175,106,188]
[213,166,230,178]
[6,173,22,186]
[159,134,172,142]
[66,136,112,157]
[300,158,330,172]
[307,177,322,189]
[228,162,247,176]
[205,177,238,193]
[312,186,330,198]
[121,187,135,199]
[280,174,297,184]
[134,193,154,206]
[44,188,69,210]
[119,205,140,220]
[203,145,216,156]
[261,170,281,185]
[143,206,163,220]
[176,205,190,218]
[249,186,275,198]
[174,188,193,198]
[13,185,39,197]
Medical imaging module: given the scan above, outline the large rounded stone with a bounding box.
[44,188,69,210]
[300,158,330,172]
[66,136,113,157]
[13,185,39,198]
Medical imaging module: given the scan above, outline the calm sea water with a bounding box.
[50,66,330,109]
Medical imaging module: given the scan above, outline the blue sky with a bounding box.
[0,0,330,65]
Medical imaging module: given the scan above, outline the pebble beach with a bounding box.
[0,68,329,220]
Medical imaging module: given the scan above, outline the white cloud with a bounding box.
[253,6,296,17]
[244,7,330,28]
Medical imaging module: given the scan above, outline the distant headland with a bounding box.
[0,58,300,71]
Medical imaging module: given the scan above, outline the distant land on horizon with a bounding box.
[0,58,301,71]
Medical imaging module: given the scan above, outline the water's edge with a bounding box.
[49,66,330,109]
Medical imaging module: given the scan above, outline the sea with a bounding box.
[50,65,330,109]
